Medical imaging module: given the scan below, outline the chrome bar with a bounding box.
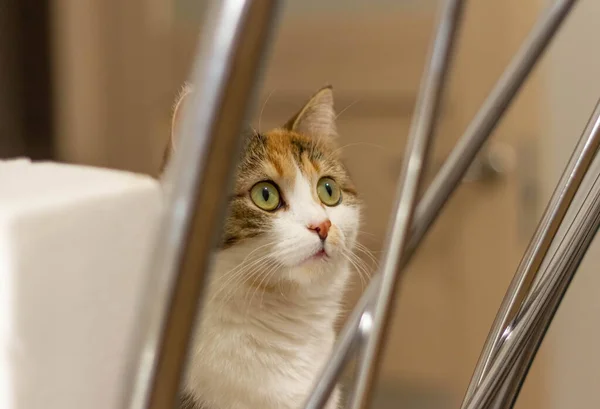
[464,138,600,409]
[414,0,578,254]
[338,305,375,409]
[346,0,466,407]
[467,100,600,409]
[486,309,551,409]
[302,298,375,409]
[461,92,599,409]
[303,301,375,409]
[304,0,574,405]
[122,1,280,409]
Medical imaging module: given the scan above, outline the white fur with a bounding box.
[184,168,360,409]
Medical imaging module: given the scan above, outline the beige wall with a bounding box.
[542,1,600,408]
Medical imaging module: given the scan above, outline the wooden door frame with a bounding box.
[0,0,55,159]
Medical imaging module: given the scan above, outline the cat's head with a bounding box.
[165,85,361,288]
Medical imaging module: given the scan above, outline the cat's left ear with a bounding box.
[168,84,258,150]
[283,85,338,139]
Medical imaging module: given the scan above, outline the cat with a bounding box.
[163,85,362,409]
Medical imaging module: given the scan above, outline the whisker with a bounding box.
[344,249,375,282]
[210,240,297,303]
[246,258,281,308]
[212,256,274,303]
[354,253,376,278]
[211,239,294,304]
[239,256,279,289]
[277,273,291,301]
[342,251,368,289]
[259,262,283,307]
[258,89,276,134]
[227,258,277,308]
[335,99,361,120]
[213,252,274,297]
[239,240,279,262]
[215,238,297,295]
[331,142,386,156]
[353,243,380,267]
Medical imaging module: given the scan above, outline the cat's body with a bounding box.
[165,86,361,409]
[182,243,347,409]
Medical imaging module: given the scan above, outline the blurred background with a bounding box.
[2,0,600,408]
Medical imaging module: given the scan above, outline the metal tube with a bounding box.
[464,147,600,409]
[344,309,375,408]
[468,101,600,409]
[122,1,280,409]
[461,93,599,408]
[301,297,375,409]
[304,274,384,409]
[414,0,578,255]
[480,103,600,409]
[302,303,375,409]
[485,308,552,409]
[304,0,574,405]
[346,1,466,408]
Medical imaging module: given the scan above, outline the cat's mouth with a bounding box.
[299,247,329,265]
[313,249,327,258]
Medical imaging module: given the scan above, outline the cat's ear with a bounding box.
[283,85,337,139]
[167,83,258,150]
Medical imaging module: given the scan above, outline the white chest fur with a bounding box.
[183,248,349,409]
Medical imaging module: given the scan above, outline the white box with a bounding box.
[0,159,162,409]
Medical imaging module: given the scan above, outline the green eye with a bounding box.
[317,177,341,206]
[250,181,281,211]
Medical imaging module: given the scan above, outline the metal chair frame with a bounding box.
[123,1,599,408]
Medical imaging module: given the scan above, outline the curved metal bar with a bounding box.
[122,1,280,409]
[464,99,600,409]
[457,0,579,401]
[415,0,578,256]
[343,307,375,409]
[464,139,600,409]
[300,302,372,409]
[345,0,466,407]
[303,0,577,406]
[486,303,555,409]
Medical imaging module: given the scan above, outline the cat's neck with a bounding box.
[211,265,348,311]
[204,248,351,334]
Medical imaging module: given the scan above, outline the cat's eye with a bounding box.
[250,181,281,211]
[317,177,341,206]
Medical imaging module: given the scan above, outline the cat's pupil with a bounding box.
[262,188,270,201]
[325,184,333,197]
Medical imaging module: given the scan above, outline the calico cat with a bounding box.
[163,85,362,409]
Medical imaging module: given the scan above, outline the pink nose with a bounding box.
[308,220,332,240]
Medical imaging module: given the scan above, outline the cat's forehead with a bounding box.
[233,127,359,201]
[263,129,329,177]
[238,129,336,184]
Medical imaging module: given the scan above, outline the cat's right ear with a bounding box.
[283,85,337,139]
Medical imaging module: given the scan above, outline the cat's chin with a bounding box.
[281,254,348,289]
[291,250,349,277]
[297,248,329,266]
